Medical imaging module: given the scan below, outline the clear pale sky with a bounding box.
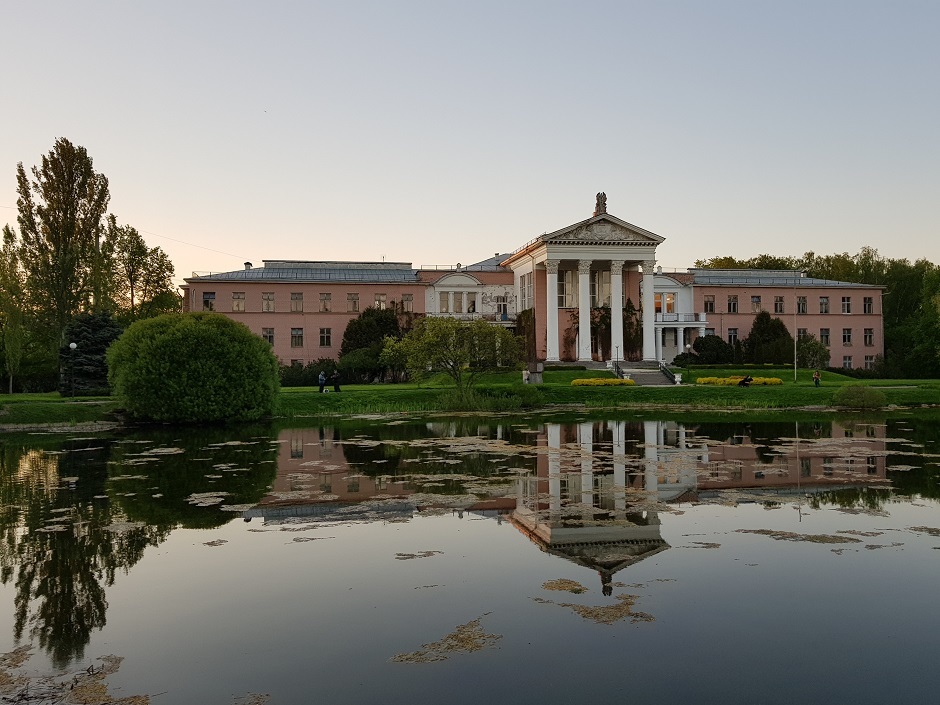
[3,1,938,285]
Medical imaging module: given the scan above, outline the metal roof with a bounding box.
[187,262,420,283]
[690,270,881,289]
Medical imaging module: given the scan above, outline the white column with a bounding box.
[547,423,561,514]
[642,259,656,361]
[447,291,454,314]
[545,260,560,362]
[655,328,663,362]
[644,420,659,496]
[579,421,594,507]
[610,260,625,361]
[677,326,686,359]
[613,420,626,512]
[577,259,592,362]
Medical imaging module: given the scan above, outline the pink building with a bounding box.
[181,196,884,369]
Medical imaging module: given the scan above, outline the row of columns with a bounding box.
[544,258,658,362]
[653,325,708,363]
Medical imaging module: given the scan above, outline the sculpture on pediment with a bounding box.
[593,192,607,216]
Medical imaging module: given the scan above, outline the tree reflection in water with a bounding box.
[0,427,277,667]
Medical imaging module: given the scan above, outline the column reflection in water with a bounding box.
[513,419,703,595]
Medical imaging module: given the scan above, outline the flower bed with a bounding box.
[696,376,783,386]
[571,378,636,386]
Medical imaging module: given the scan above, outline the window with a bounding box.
[820,328,830,346]
[319,293,331,312]
[843,328,852,345]
[864,296,873,314]
[453,291,464,313]
[520,272,534,310]
[347,293,359,312]
[797,296,807,314]
[319,328,331,347]
[290,328,303,347]
[202,292,215,311]
[402,293,414,312]
[842,356,853,369]
[774,296,785,314]
[232,292,245,311]
[819,296,829,314]
[655,293,676,314]
[728,328,738,345]
[262,328,274,345]
[495,295,508,318]
[797,328,807,340]
[438,291,449,313]
[864,328,874,346]
[591,270,610,307]
[290,292,303,312]
[751,296,762,313]
[841,296,852,314]
[727,295,738,313]
[290,437,303,459]
[704,328,715,336]
[374,293,387,310]
[864,355,875,370]
[464,293,474,313]
[262,292,275,312]
[557,270,575,308]
[703,295,715,313]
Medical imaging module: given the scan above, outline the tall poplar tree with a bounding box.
[0,226,25,393]
[15,138,110,346]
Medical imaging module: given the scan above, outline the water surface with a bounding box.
[1,414,938,704]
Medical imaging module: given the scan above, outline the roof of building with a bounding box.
[689,269,883,289]
[186,261,419,283]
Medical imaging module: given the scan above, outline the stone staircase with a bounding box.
[549,360,676,386]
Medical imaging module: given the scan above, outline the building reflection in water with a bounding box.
[249,420,888,589]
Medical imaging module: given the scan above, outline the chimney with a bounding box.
[244,262,252,270]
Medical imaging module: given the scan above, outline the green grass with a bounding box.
[1,368,939,428]
[0,395,119,425]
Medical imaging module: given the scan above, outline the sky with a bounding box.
[3,1,938,285]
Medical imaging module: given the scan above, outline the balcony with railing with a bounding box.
[655,312,708,324]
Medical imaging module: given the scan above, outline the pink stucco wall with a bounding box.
[693,285,884,367]
[182,281,426,364]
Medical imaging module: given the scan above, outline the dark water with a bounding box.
[1,413,939,704]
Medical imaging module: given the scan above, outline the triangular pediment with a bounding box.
[543,214,664,246]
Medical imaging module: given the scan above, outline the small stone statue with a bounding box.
[594,192,607,216]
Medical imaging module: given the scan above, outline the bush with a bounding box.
[832,385,887,409]
[107,313,280,422]
[571,378,636,386]
[696,376,783,386]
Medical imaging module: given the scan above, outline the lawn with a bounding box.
[2,367,938,427]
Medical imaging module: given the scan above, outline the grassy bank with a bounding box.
[0,394,119,426]
[1,367,938,428]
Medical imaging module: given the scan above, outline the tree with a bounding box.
[0,226,25,393]
[796,333,831,370]
[59,312,124,396]
[339,307,403,382]
[107,313,280,422]
[382,317,521,397]
[743,311,794,364]
[103,215,176,320]
[692,334,734,364]
[15,138,110,346]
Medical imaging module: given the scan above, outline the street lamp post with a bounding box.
[69,342,77,397]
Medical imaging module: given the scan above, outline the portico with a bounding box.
[501,195,664,362]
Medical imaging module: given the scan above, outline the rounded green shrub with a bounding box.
[832,384,887,410]
[107,313,280,423]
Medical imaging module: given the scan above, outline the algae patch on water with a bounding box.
[391,615,501,663]
[736,529,862,544]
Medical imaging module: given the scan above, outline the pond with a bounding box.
[1,412,939,704]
